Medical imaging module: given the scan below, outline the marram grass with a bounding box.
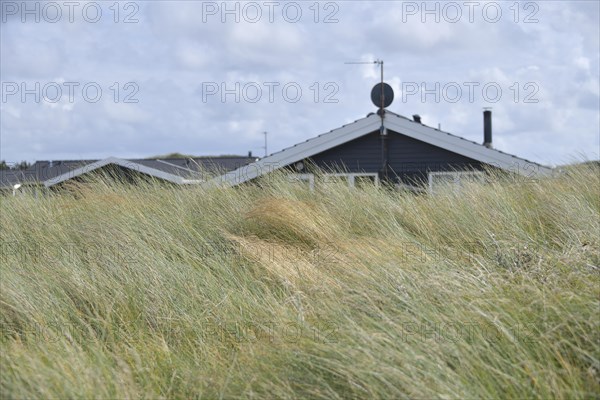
[0,166,599,399]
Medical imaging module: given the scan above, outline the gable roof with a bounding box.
[0,169,36,189]
[209,113,383,187]
[383,112,552,177]
[44,157,203,187]
[209,111,552,187]
[42,156,256,187]
[0,156,256,189]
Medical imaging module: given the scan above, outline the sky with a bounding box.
[1,0,599,167]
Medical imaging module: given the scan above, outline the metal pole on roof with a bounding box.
[344,59,388,181]
[374,60,388,182]
[263,131,268,157]
[379,59,384,111]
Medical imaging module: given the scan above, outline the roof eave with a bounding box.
[384,115,553,177]
[208,114,383,187]
[44,157,193,187]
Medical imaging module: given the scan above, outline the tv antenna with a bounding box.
[344,59,384,87]
[344,59,393,113]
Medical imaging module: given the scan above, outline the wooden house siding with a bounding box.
[307,130,485,184]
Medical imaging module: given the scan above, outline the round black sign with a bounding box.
[370,83,394,109]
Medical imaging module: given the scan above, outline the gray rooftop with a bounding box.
[1,156,256,189]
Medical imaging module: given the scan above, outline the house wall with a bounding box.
[306,130,486,185]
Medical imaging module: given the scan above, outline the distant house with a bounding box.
[1,155,255,195]
[2,110,553,195]
[211,110,552,191]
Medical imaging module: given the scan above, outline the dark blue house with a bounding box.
[213,110,552,191]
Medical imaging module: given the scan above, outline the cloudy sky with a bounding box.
[1,0,598,166]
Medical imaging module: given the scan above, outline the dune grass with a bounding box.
[0,165,599,399]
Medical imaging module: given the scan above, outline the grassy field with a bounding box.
[1,166,599,399]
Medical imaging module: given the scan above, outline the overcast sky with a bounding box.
[1,0,598,166]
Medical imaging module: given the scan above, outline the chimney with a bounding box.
[412,114,421,123]
[483,110,492,149]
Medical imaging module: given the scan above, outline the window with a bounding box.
[428,171,485,193]
[352,174,380,189]
[322,174,347,186]
[396,182,426,193]
[288,173,380,191]
[287,173,315,190]
[323,173,380,189]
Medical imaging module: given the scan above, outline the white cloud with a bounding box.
[574,56,591,71]
[0,1,598,165]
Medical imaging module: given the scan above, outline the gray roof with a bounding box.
[1,156,255,189]
[210,110,553,187]
[384,112,553,176]
[0,169,37,188]
[134,157,257,176]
